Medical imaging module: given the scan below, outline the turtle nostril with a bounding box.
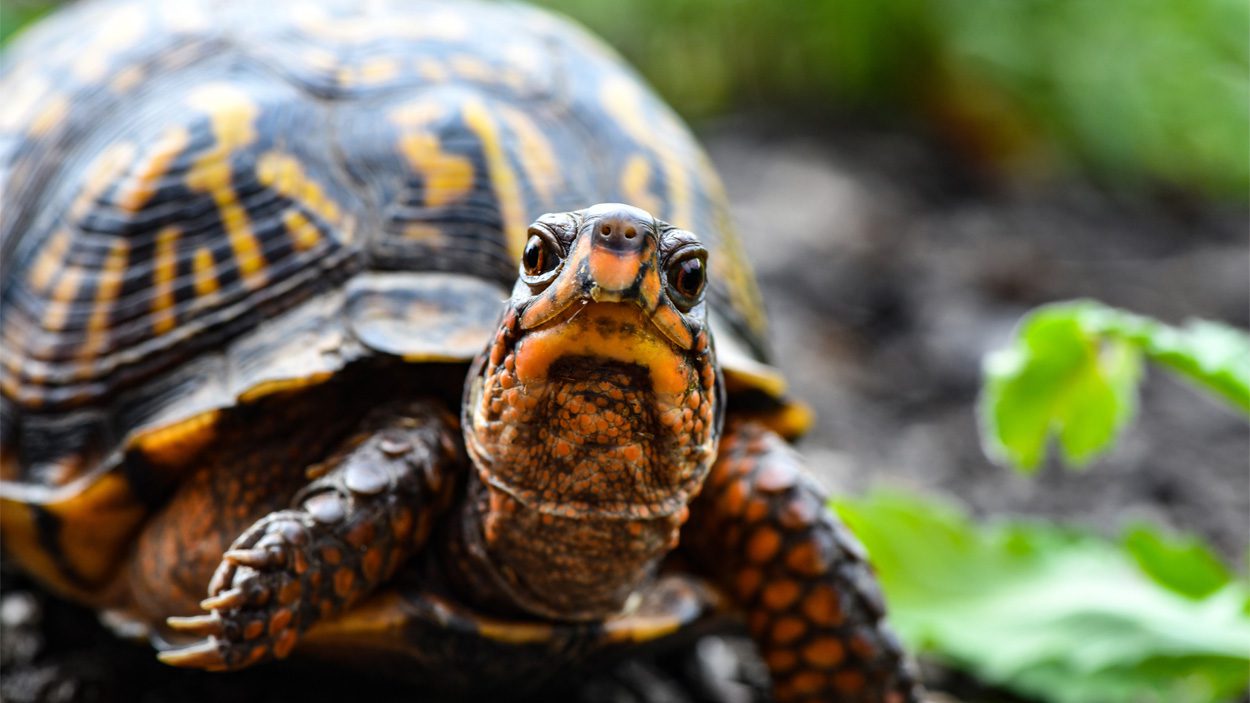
[592,210,648,250]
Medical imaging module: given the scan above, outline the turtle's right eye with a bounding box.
[664,248,707,311]
[522,232,559,277]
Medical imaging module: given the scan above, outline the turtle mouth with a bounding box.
[519,281,697,352]
[511,302,696,396]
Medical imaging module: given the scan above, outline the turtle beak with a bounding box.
[517,204,692,350]
[583,205,657,303]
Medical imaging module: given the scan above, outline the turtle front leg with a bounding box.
[682,421,922,703]
[158,402,462,671]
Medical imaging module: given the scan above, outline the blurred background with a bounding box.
[2,1,1248,702]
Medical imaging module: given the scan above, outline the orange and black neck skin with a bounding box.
[452,204,724,621]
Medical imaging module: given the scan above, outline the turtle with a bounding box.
[0,0,921,701]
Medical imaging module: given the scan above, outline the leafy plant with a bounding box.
[927,0,1250,198]
[979,300,1250,472]
[532,0,1250,198]
[836,492,1250,703]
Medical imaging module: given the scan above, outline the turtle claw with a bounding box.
[176,511,318,671]
[166,613,224,637]
[224,547,281,569]
[200,588,245,611]
[158,638,227,670]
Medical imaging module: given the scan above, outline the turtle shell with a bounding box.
[301,573,721,698]
[0,0,803,594]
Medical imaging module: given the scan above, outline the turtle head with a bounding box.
[459,204,723,619]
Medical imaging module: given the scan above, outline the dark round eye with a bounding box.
[522,234,557,276]
[668,255,706,305]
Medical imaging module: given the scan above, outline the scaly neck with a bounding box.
[442,473,687,621]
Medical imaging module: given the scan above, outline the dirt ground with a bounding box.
[706,116,1248,561]
[2,117,1247,703]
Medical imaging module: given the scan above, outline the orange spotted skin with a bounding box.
[141,394,462,670]
[456,205,721,621]
[683,420,922,702]
[127,395,358,624]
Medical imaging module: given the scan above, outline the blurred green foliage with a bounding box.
[980,301,1250,472]
[1123,523,1235,601]
[837,492,1250,703]
[3,1,1247,196]
[536,0,1250,198]
[0,1,53,45]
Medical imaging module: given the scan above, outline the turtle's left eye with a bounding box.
[522,233,559,276]
[666,252,706,309]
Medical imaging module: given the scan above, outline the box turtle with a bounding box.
[0,0,921,700]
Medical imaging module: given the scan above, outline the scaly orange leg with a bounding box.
[156,401,462,671]
[682,421,921,703]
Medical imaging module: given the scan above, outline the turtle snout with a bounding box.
[584,203,654,254]
[581,205,657,297]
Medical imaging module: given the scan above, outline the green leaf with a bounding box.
[1143,320,1250,414]
[980,300,1247,472]
[1123,523,1233,600]
[979,302,1142,472]
[1072,305,1250,413]
[1056,336,1142,467]
[836,492,1250,703]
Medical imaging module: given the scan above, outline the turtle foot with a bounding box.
[160,510,319,671]
[157,403,461,672]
